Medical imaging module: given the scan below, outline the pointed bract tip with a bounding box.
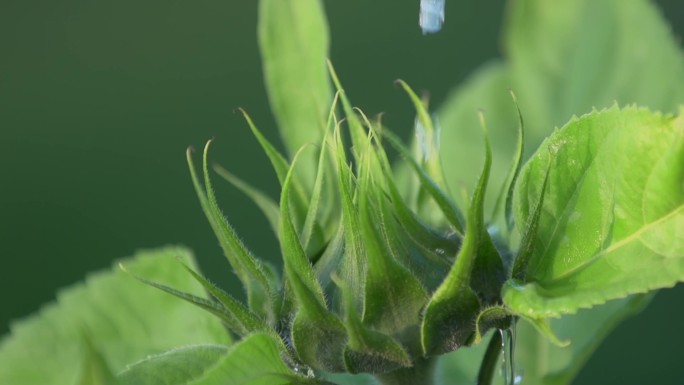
[508,90,518,103]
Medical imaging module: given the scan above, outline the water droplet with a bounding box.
[419,0,445,34]
[415,117,428,161]
[499,326,521,385]
[414,115,441,162]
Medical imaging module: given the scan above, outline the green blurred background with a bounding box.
[1,1,682,383]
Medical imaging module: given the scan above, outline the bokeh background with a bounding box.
[1,1,682,384]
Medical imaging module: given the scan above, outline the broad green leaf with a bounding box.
[259,0,332,186]
[118,345,227,385]
[511,158,551,282]
[193,333,330,385]
[78,338,121,385]
[514,295,652,385]
[118,323,325,385]
[0,247,229,385]
[505,106,684,317]
[436,297,650,385]
[437,0,684,212]
[505,0,684,147]
[436,1,684,384]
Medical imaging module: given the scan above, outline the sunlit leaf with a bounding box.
[118,345,227,385]
[505,0,684,147]
[259,0,332,187]
[505,106,684,317]
[514,295,651,385]
[0,247,229,385]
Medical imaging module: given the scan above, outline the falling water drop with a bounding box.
[419,0,445,34]
[499,326,522,385]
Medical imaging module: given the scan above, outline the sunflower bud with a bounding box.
[165,72,521,385]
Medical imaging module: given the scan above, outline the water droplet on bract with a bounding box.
[514,374,523,385]
[419,0,445,34]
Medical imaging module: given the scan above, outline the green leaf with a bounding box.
[514,295,652,385]
[117,345,228,385]
[122,333,329,385]
[510,157,552,282]
[201,332,334,385]
[78,338,121,385]
[0,247,229,385]
[259,0,332,186]
[437,0,684,212]
[505,0,684,147]
[505,106,684,318]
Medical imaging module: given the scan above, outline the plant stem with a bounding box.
[375,356,437,385]
[477,331,503,385]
